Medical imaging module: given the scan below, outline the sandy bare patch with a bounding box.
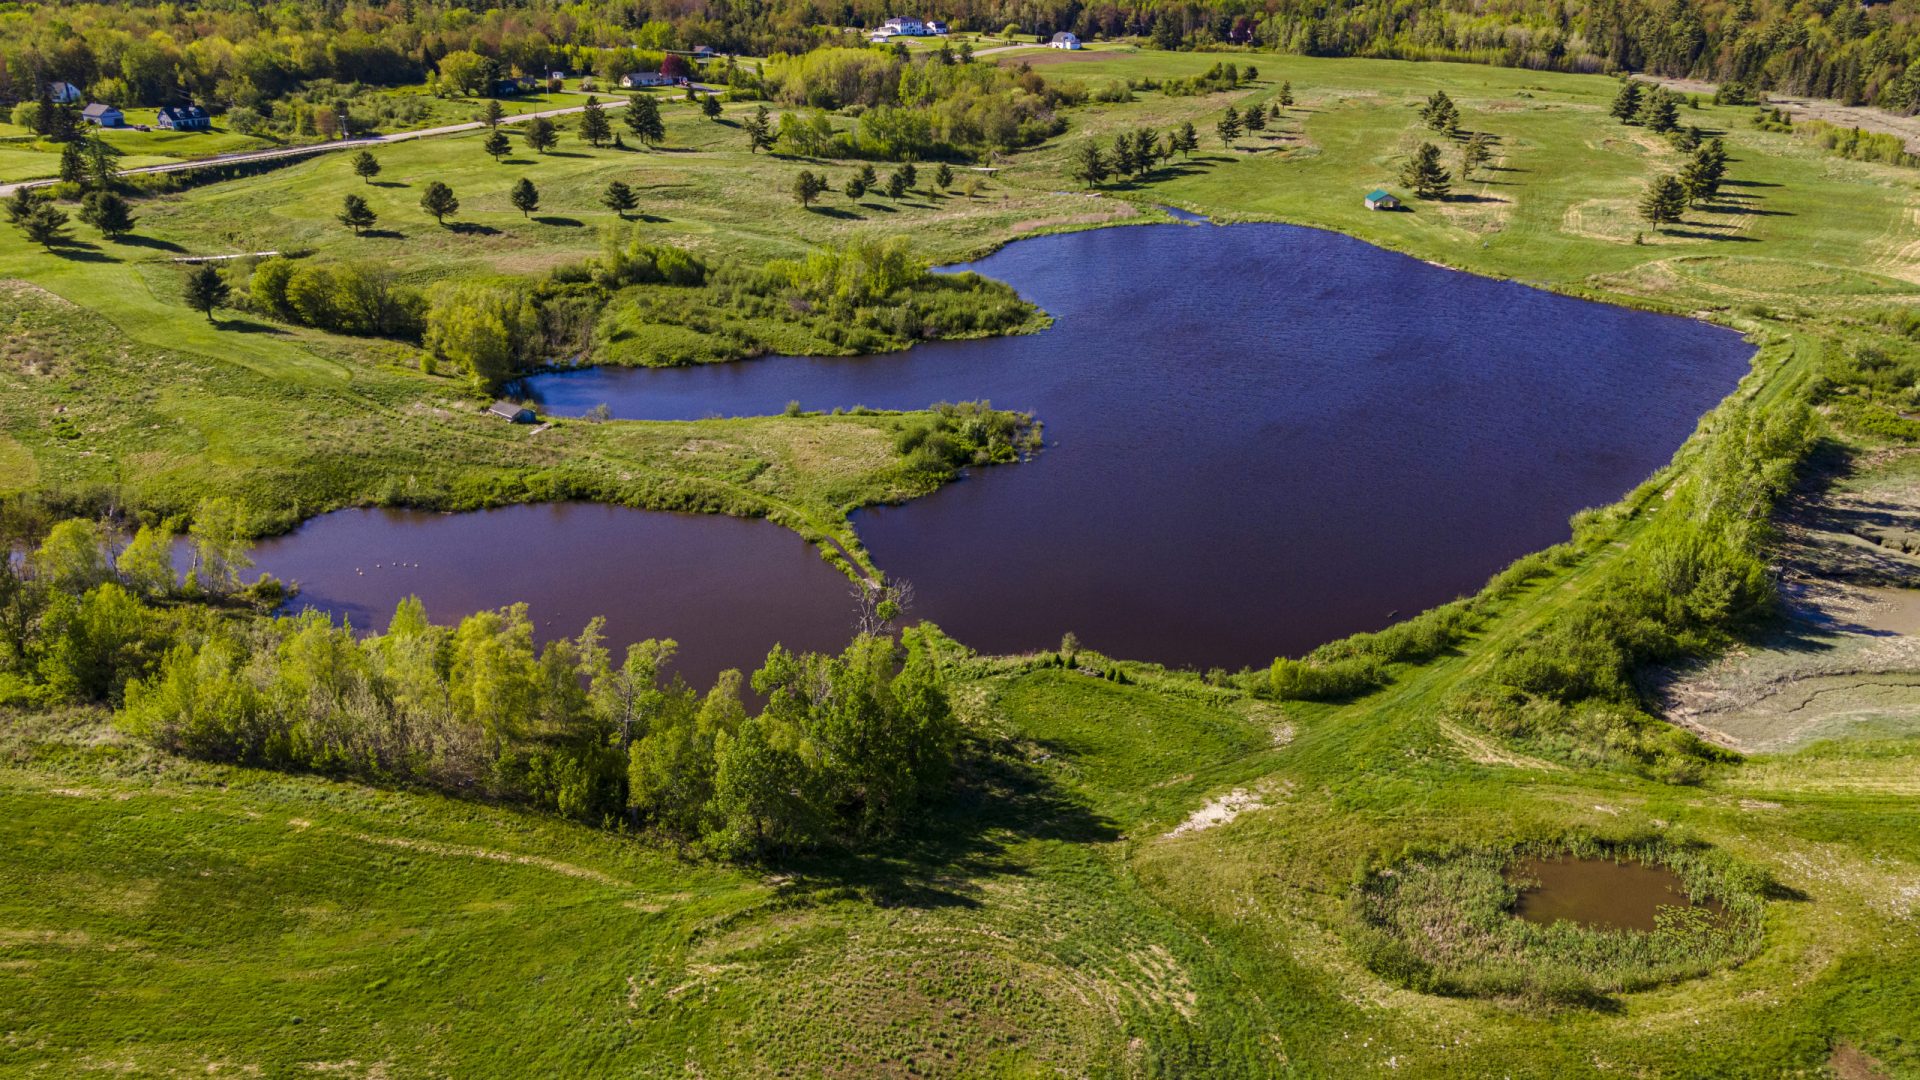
[1162,779,1292,838]
[1635,75,1920,154]
[1655,453,1920,752]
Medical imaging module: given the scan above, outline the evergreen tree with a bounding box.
[1216,105,1242,147]
[844,173,867,200]
[1278,81,1294,107]
[626,95,666,147]
[1420,90,1459,135]
[85,136,118,190]
[1461,132,1492,177]
[18,203,71,249]
[1679,143,1725,205]
[1638,173,1687,230]
[3,187,44,227]
[792,169,825,207]
[483,129,512,161]
[1151,12,1182,50]
[601,179,639,219]
[858,163,878,188]
[509,177,540,217]
[1111,134,1137,178]
[578,96,611,146]
[78,190,134,238]
[899,162,917,190]
[1400,141,1452,199]
[744,104,773,153]
[933,162,953,190]
[482,99,505,128]
[523,115,558,154]
[1070,140,1110,187]
[1610,79,1644,123]
[182,263,230,322]
[885,169,908,199]
[420,181,459,224]
[351,149,381,183]
[1174,121,1199,158]
[58,140,86,184]
[1642,90,1679,133]
[700,93,722,120]
[1245,104,1267,133]
[1133,129,1158,172]
[338,193,377,235]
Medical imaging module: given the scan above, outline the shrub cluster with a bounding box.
[119,602,958,859]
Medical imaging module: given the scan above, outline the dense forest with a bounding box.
[2,0,1917,115]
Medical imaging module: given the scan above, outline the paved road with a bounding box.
[0,91,717,197]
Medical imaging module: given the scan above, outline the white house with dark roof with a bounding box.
[156,104,211,130]
[48,82,83,104]
[1049,31,1082,49]
[883,16,931,35]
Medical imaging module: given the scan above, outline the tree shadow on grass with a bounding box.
[111,234,186,253]
[856,201,898,213]
[1444,192,1507,204]
[361,228,407,239]
[1709,202,1792,217]
[501,157,537,166]
[50,243,115,263]
[766,737,1121,911]
[446,221,501,236]
[1721,178,1781,188]
[218,318,288,335]
[1662,225,1759,242]
[368,180,409,189]
[807,205,862,220]
[544,150,592,159]
[533,215,584,227]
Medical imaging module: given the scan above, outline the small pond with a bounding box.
[1509,857,1724,933]
[243,503,857,690]
[516,219,1752,669]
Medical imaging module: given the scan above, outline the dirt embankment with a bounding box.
[1652,448,1920,753]
[1633,75,1920,153]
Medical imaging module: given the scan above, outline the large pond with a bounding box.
[256,220,1750,686]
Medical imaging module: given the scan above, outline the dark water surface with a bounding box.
[247,504,856,689]
[1510,857,1723,933]
[515,220,1750,669]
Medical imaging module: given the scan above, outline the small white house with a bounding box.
[883,16,930,35]
[620,71,685,88]
[926,20,949,34]
[868,28,895,42]
[1364,189,1400,211]
[48,81,83,104]
[1049,31,1082,49]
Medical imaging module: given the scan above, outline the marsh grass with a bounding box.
[1350,837,1768,1006]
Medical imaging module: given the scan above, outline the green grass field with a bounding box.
[3,49,1920,1077]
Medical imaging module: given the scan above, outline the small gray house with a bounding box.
[1364,189,1400,211]
[488,400,536,423]
[82,103,125,127]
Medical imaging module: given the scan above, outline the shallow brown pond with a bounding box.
[1509,857,1723,933]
